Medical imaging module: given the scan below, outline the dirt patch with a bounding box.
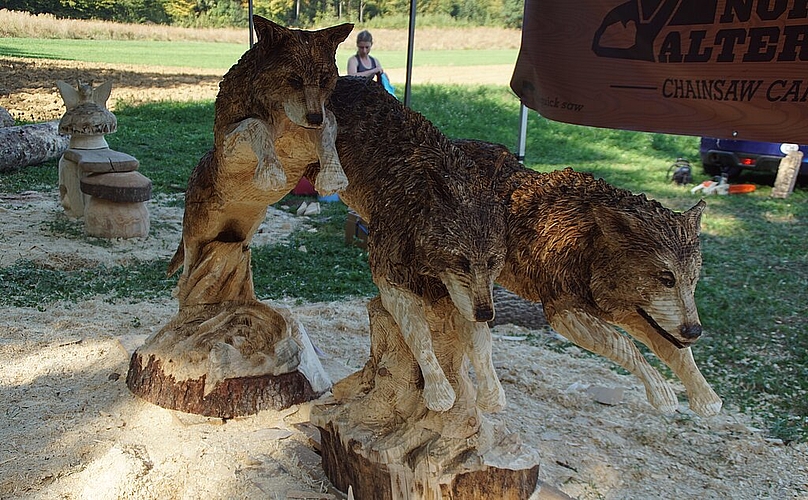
[0,57,514,123]
[0,58,806,499]
[0,57,225,122]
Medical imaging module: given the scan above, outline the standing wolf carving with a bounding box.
[456,140,722,417]
[310,77,508,413]
[167,17,353,285]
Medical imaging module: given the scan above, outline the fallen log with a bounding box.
[0,107,13,128]
[0,121,69,173]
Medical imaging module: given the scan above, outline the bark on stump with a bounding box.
[127,241,331,417]
[311,297,541,500]
[0,121,69,173]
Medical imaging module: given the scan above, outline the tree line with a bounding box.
[5,0,523,29]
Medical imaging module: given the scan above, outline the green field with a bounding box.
[0,37,517,70]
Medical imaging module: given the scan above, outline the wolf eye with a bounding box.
[458,257,470,274]
[487,256,500,270]
[320,74,332,87]
[659,271,676,288]
[288,77,304,90]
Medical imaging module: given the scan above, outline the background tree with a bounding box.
[3,0,522,28]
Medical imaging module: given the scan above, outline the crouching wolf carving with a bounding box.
[167,17,353,283]
[456,139,722,417]
[310,77,508,413]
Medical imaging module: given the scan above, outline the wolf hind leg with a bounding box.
[311,110,348,195]
[378,281,456,412]
[223,118,287,191]
[456,314,506,412]
[551,310,679,414]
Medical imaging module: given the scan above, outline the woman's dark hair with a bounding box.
[356,30,373,44]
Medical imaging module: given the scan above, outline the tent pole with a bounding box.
[516,103,528,164]
[404,0,416,107]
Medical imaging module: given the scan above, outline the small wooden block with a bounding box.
[84,197,149,239]
[772,150,803,199]
[80,171,152,202]
[64,148,139,173]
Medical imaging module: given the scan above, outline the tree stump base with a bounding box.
[311,297,541,499]
[127,300,331,418]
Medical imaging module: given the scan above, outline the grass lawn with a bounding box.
[0,40,805,443]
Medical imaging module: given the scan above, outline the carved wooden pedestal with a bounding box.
[311,297,541,499]
[127,242,330,417]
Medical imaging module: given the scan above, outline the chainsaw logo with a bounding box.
[592,0,718,61]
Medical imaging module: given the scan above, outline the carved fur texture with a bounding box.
[167,17,352,280]
[454,139,721,417]
[310,77,508,412]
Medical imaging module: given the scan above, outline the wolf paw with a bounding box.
[689,390,723,417]
[476,379,506,413]
[423,378,456,412]
[645,382,679,415]
[254,156,287,191]
[315,162,349,195]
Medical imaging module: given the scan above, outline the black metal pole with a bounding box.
[404,0,416,107]
[248,0,254,47]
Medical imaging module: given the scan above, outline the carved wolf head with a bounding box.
[238,16,353,129]
[589,200,706,349]
[417,158,508,323]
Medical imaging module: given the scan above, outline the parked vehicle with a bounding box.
[699,137,808,179]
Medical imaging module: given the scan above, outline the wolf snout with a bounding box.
[305,112,324,126]
[474,304,495,322]
[680,323,702,340]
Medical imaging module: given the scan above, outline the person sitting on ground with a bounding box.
[347,30,384,81]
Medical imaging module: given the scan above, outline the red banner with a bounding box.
[510,0,808,143]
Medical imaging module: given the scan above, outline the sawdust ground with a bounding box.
[0,58,806,500]
[1,195,806,500]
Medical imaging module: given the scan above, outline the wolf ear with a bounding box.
[319,23,354,49]
[683,199,706,236]
[592,206,640,246]
[252,15,289,48]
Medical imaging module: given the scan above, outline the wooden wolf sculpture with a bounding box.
[167,17,353,284]
[309,77,508,413]
[455,139,722,418]
[126,20,353,418]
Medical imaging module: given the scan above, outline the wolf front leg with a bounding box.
[455,313,506,413]
[641,337,723,417]
[550,309,679,414]
[611,313,723,417]
[378,281,456,412]
[310,109,348,195]
[222,118,287,191]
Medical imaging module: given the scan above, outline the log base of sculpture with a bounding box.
[311,297,541,500]
[127,242,330,418]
